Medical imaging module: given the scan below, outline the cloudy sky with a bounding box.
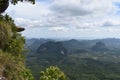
[6,0,120,39]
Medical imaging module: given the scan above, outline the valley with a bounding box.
[25,38,120,80]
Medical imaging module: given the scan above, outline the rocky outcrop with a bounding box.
[37,41,68,55]
[37,41,68,62]
[92,41,109,52]
[16,26,25,32]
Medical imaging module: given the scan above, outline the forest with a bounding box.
[26,38,120,80]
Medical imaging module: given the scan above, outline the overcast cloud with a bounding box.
[6,0,120,39]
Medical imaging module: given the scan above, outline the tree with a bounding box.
[40,66,68,80]
[0,0,35,13]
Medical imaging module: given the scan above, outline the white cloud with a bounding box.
[6,0,120,38]
[49,27,69,32]
[50,0,117,17]
[15,18,42,28]
[6,2,51,19]
[7,0,120,29]
[102,19,120,27]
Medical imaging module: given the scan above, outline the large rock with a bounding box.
[16,26,25,32]
[92,41,108,52]
[37,41,68,61]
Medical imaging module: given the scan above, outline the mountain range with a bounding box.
[25,38,120,80]
[26,38,120,54]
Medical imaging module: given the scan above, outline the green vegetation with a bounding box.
[0,14,35,80]
[1,0,120,80]
[27,52,120,80]
[40,66,68,80]
[0,50,34,80]
[0,1,68,80]
[0,1,35,79]
[26,39,120,80]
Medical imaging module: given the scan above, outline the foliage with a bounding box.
[10,0,35,5]
[0,0,35,13]
[0,13,34,80]
[40,66,68,80]
[0,21,12,48]
[0,0,35,79]
[4,33,25,56]
[0,14,25,56]
[20,69,35,80]
[0,50,34,80]
[0,14,15,47]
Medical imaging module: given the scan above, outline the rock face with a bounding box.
[16,26,25,32]
[92,41,108,52]
[37,41,68,55]
[37,41,68,61]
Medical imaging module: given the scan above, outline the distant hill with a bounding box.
[37,41,68,62]
[91,38,120,50]
[26,38,53,53]
[26,38,120,54]
[25,38,120,80]
[91,41,109,52]
[63,39,90,49]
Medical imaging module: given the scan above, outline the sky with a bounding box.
[5,0,120,39]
